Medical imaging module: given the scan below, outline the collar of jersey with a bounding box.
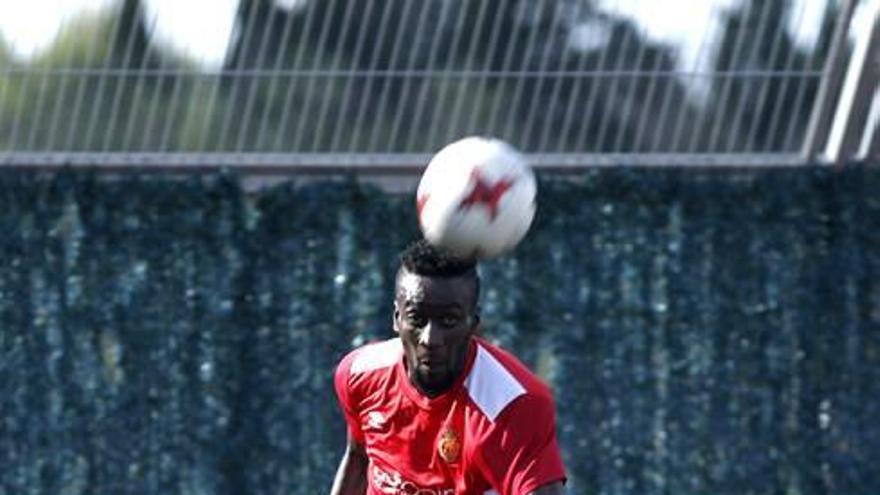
[395,337,479,410]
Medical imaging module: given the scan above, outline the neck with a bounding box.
[407,339,474,398]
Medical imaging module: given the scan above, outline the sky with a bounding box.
[0,0,236,64]
[0,0,871,70]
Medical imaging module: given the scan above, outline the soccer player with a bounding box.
[330,239,566,495]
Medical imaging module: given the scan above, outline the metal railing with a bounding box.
[0,0,875,170]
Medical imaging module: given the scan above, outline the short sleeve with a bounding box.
[476,394,566,495]
[333,352,365,444]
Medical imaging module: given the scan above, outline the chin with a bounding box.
[420,373,452,391]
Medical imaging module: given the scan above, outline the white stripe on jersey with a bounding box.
[464,344,526,422]
[351,338,401,374]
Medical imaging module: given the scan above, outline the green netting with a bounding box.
[1,167,878,495]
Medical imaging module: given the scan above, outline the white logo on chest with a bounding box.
[365,411,387,431]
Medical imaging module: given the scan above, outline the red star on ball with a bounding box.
[458,168,515,221]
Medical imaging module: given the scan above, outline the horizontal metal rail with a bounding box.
[0,152,817,175]
[0,67,826,78]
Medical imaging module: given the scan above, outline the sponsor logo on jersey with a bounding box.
[372,465,454,495]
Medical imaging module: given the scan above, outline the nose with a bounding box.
[418,321,443,347]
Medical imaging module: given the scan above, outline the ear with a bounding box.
[468,313,481,337]
[470,312,480,330]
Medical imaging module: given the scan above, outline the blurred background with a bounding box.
[0,0,875,165]
[0,1,878,494]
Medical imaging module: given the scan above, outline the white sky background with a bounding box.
[0,0,238,64]
[0,0,872,70]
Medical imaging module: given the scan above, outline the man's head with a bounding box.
[394,239,480,397]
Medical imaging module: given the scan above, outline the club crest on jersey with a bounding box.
[437,428,461,463]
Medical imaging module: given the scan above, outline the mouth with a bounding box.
[417,356,447,372]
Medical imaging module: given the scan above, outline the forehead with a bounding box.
[396,271,475,308]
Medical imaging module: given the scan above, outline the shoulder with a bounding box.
[335,338,402,394]
[463,338,556,424]
[337,338,402,375]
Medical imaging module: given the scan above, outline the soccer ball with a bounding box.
[416,136,537,259]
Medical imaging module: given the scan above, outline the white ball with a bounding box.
[416,136,537,259]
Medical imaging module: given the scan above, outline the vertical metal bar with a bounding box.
[25,60,57,150]
[273,0,323,151]
[725,0,791,152]
[254,7,298,151]
[467,1,525,144]
[310,0,363,151]
[538,1,590,152]
[121,8,163,151]
[44,15,107,151]
[636,69,671,152]
[825,1,879,164]
[402,2,458,152]
[685,2,752,153]
[138,14,181,152]
[330,0,383,152]
[667,2,719,152]
[562,4,617,152]
[593,2,638,152]
[7,66,35,150]
[61,6,127,151]
[704,0,766,152]
[195,69,227,151]
[780,39,831,152]
[401,2,450,152]
[0,41,15,152]
[235,3,287,152]
[857,87,879,160]
[0,70,8,152]
[158,69,188,152]
[366,0,419,152]
[518,1,568,152]
[746,0,810,152]
[172,73,208,152]
[643,25,692,150]
[802,0,857,160]
[291,0,345,151]
[500,6,552,145]
[81,1,136,151]
[433,0,496,148]
[344,0,397,151]
[386,1,441,152]
[104,7,158,152]
[481,3,537,144]
[652,74,690,152]
[216,0,266,151]
[45,15,103,151]
[631,1,677,153]
[136,68,166,152]
[611,14,653,153]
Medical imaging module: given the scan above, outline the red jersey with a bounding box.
[334,336,566,495]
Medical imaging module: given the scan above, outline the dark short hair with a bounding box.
[399,239,477,278]
[397,239,480,305]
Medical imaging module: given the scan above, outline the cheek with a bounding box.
[399,334,421,363]
[397,327,419,347]
[449,329,472,348]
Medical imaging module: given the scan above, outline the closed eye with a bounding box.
[440,315,460,327]
[406,314,427,327]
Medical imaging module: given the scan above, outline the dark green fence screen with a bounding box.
[1,167,878,495]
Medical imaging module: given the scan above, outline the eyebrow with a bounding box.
[404,302,463,311]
